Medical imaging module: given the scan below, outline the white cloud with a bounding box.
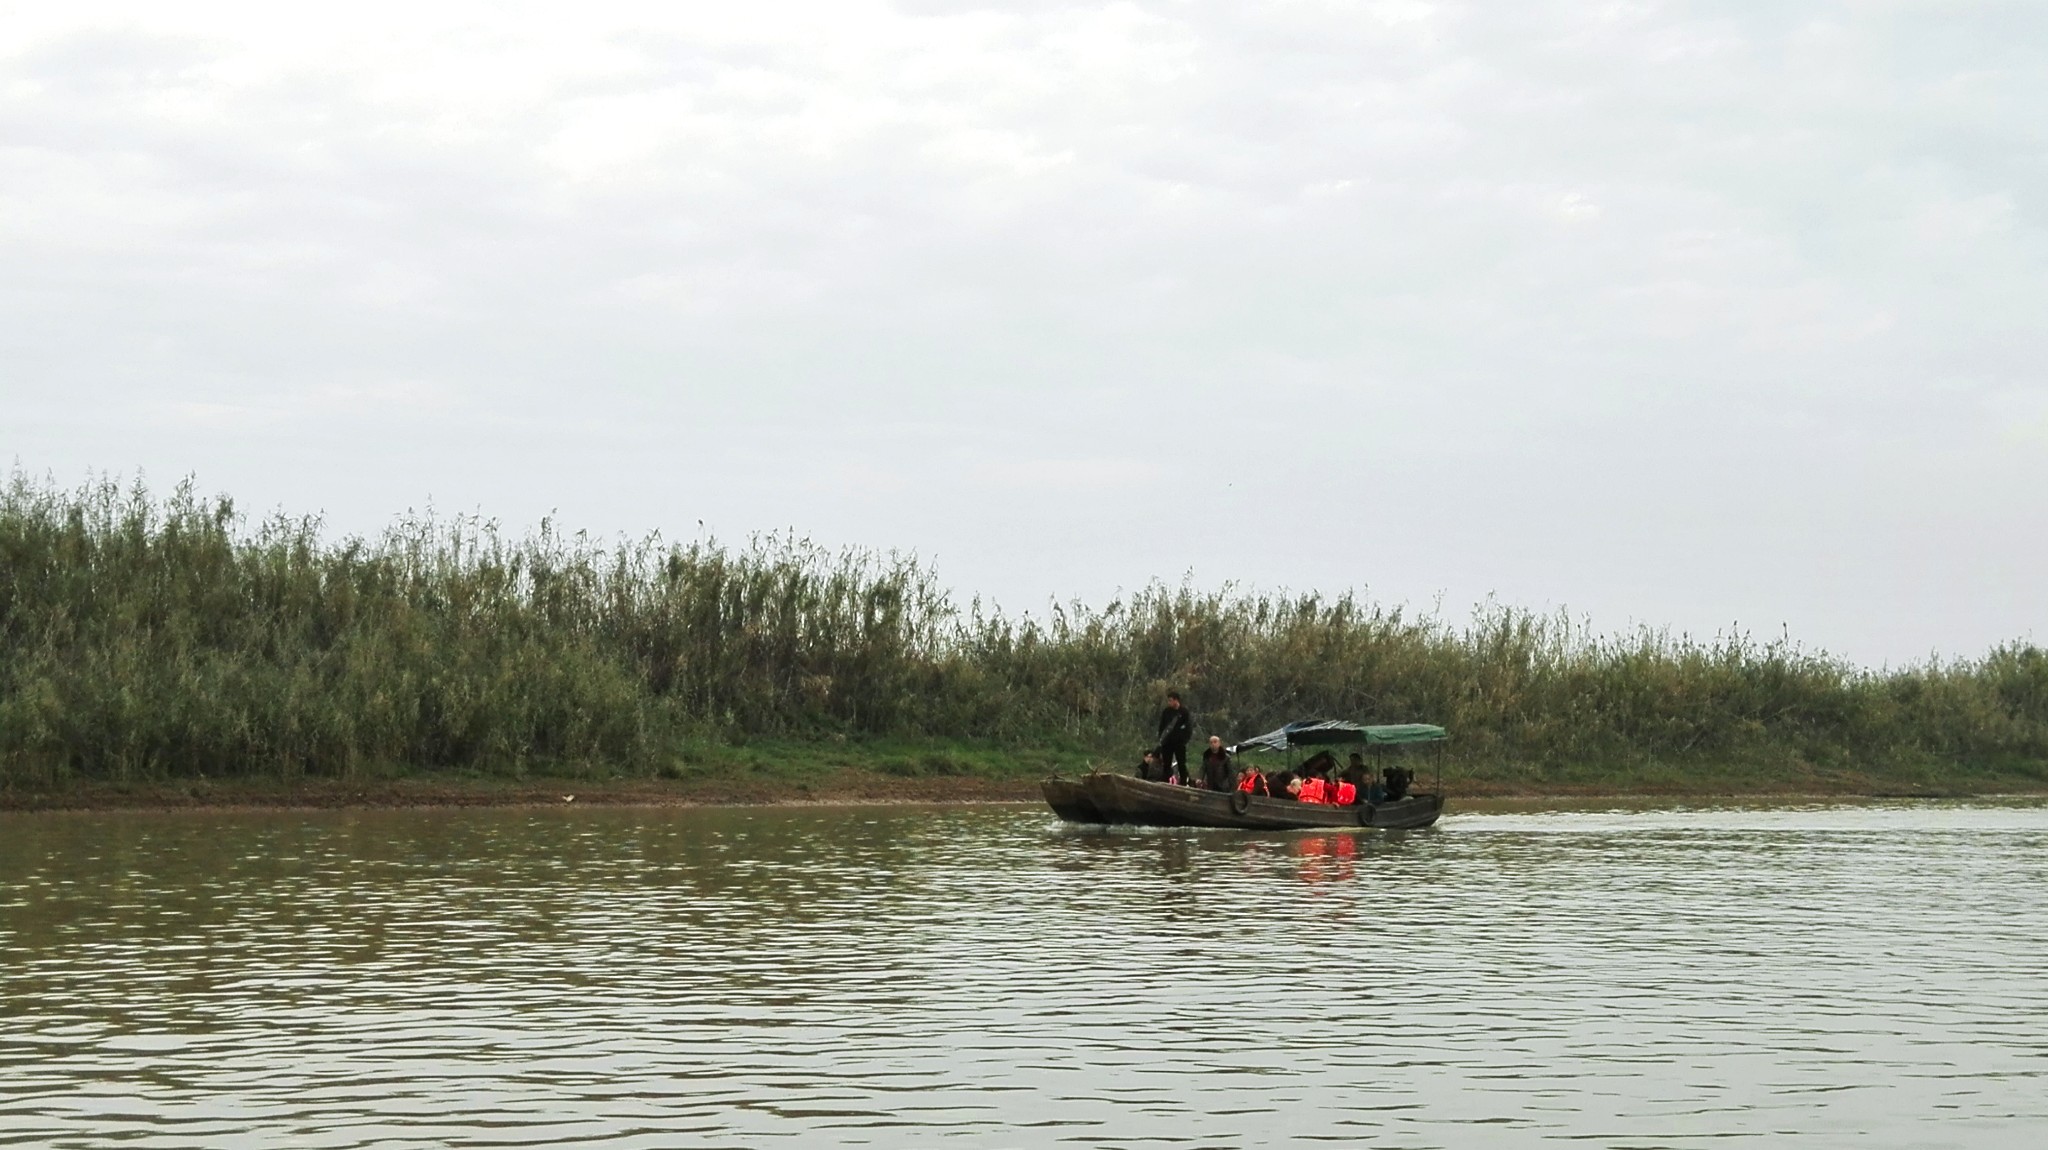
[1985,387,2048,445]
[972,455,1165,493]
[4,0,2047,662]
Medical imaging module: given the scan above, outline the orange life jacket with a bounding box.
[1297,777,1328,804]
[1236,772,1261,794]
[1333,781,1357,805]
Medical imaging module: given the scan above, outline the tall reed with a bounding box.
[2,475,2043,782]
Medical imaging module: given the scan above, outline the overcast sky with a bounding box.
[4,1,2044,666]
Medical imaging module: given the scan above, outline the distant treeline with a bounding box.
[3,475,2045,784]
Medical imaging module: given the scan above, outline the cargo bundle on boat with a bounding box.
[1043,718,1447,830]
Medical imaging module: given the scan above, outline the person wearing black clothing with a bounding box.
[1156,692,1194,782]
[1200,736,1233,791]
[1381,765,1413,801]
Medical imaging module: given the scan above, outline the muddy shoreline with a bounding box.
[4,772,2029,814]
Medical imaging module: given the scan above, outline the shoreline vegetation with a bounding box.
[3,755,2033,814]
[4,474,2046,811]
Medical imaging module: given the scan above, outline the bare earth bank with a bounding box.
[6,771,2037,813]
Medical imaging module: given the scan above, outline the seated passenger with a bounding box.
[1332,779,1358,805]
[1295,775,1330,804]
[1382,765,1412,801]
[1342,753,1372,789]
[1140,747,1189,785]
[1235,765,1268,795]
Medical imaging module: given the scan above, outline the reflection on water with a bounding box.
[3,801,2046,1148]
[1292,834,1359,885]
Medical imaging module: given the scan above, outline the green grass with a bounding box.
[2,473,2044,795]
[644,735,1100,783]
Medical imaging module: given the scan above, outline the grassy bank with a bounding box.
[5,735,2036,813]
[3,474,2046,800]
[0,738,1062,811]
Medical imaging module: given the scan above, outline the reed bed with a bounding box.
[3,475,2044,786]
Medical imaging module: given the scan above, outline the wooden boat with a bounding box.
[1041,718,1449,830]
[1041,775,1108,823]
[1042,771,1442,830]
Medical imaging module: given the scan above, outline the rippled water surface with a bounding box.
[4,800,2047,1148]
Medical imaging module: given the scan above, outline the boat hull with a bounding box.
[1048,772,1442,830]
[1040,776,1109,823]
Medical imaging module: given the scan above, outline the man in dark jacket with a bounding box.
[1156,692,1194,783]
[1200,736,1233,791]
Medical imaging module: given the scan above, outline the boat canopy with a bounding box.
[1229,718,1447,753]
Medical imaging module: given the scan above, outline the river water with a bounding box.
[3,800,2045,1148]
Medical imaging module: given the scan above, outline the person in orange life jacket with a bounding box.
[1331,779,1358,805]
[1288,775,1330,803]
[1236,763,1268,795]
[1200,736,1233,790]
[1156,692,1194,782]
[1290,755,1333,802]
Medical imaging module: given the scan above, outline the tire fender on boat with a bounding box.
[1230,791,1252,815]
[1356,803,1376,828]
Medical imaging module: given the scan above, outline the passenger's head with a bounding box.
[1207,735,1222,750]
[1166,691,1182,708]
[1285,776,1303,796]
[1349,752,1365,767]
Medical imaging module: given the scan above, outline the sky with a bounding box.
[3,0,2044,667]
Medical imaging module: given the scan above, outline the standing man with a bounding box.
[1201,736,1233,791]
[1156,691,1194,784]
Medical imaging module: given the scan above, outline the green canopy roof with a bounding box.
[1228,719,1447,753]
